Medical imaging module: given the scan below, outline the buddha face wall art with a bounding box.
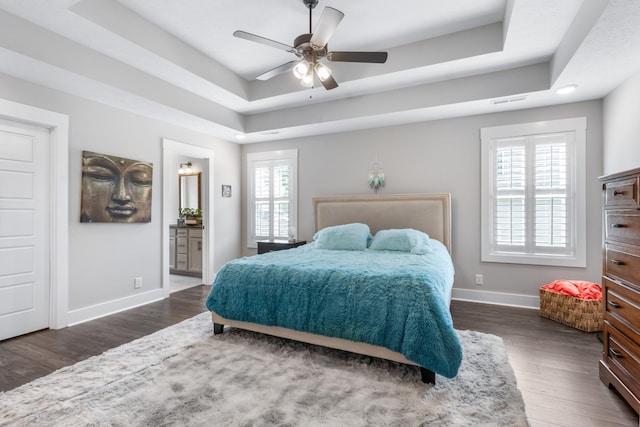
[80,151,153,223]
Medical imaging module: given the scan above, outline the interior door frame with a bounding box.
[0,98,69,329]
[162,139,214,297]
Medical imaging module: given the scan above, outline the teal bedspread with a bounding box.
[205,240,462,378]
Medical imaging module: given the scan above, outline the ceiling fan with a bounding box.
[233,0,388,90]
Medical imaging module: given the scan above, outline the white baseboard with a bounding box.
[451,288,540,309]
[64,286,536,327]
[66,289,165,326]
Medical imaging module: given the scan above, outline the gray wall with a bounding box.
[603,71,640,175]
[0,65,611,313]
[242,101,604,303]
[0,73,241,315]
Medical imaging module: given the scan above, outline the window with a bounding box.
[480,118,586,267]
[247,150,298,248]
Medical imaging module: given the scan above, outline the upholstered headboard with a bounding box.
[312,193,451,252]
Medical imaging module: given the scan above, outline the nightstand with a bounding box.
[257,240,307,254]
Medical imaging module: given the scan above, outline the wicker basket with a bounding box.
[539,288,603,332]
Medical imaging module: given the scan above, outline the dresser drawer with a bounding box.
[606,211,640,246]
[189,228,203,238]
[604,176,639,208]
[604,277,640,345]
[176,237,188,254]
[605,244,640,286]
[605,326,640,399]
[177,229,188,237]
[176,254,187,270]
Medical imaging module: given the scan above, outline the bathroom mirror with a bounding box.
[179,172,201,211]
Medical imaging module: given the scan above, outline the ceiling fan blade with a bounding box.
[316,72,339,91]
[233,30,295,53]
[310,7,344,49]
[327,51,388,63]
[256,61,298,81]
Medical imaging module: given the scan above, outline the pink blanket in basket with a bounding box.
[541,280,602,301]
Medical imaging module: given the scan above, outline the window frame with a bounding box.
[246,149,298,249]
[480,117,586,267]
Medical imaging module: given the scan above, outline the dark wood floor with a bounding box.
[0,285,211,393]
[0,287,638,426]
[453,300,638,427]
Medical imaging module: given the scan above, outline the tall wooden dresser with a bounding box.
[599,167,640,415]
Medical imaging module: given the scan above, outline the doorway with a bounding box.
[162,139,214,298]
[170,155,204,293]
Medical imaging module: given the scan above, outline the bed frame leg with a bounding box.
[420,367,435,384]
[213,323,224,335]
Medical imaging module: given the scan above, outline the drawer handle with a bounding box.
[610,259,625,266]
[610,223,625,228]
[609,348,623,359]
[607,300,621,309]
[613,190,624,196]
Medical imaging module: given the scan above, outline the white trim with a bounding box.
[451,288,539,309]
[0,98,69,329]
[66,289,164,326]
[480,117,587,267]
[162,139,215,297]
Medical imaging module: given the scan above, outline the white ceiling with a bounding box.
[1,0,639,143]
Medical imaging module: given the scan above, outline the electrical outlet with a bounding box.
[134,277,142,289]
[475,274,483,285]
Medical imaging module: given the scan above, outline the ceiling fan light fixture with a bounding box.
[314,62,332,81]
[234,1,387,91]
[293,60,310,79]
[300,67,314,87]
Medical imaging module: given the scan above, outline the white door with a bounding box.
[0,118,50,341]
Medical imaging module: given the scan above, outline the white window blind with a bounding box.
[481,118,586,267]
[247,150,297,248]
[493,133,572,254]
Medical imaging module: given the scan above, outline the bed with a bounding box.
[206,193,461,383]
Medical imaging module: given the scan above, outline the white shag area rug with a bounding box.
[0,312,528,426]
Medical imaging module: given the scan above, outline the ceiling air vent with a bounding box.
[491,95,527,105]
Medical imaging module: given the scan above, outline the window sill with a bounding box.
[481,252,586,268]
